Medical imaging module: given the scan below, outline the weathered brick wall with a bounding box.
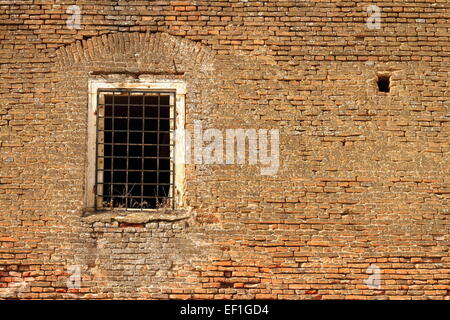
[0,0,449,299]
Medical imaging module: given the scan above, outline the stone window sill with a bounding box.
[82,207,192,224]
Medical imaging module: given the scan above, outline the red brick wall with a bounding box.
[0,0,449,299]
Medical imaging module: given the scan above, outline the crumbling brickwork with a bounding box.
[0,0,449,299]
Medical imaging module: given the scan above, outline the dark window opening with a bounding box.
[377,75,390,93]
[95,90,174,210]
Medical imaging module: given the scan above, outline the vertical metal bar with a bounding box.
[110,91,115,209]
[125,91,130,208]
[170,93,175,209]
[156,93,160,206]
[141,93,145,210]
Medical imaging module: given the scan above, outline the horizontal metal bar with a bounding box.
[98,104,171,108]
[98,198,174,201]
[98,170,171,173]
[101,130,175,134]
[98,195,172,198]
[98,143,173,146]
[98,116,174,120]
[97,156,171,159]
[97,183,172,186]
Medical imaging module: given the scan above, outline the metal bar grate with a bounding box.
[95,89,175,210]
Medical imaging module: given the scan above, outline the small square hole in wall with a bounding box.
[377,75,390,93]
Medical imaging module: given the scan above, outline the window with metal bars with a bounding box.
[95,90,175,210]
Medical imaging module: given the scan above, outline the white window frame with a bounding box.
[85,79,186,211]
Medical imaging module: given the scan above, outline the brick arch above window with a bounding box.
[53,32,216,76]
